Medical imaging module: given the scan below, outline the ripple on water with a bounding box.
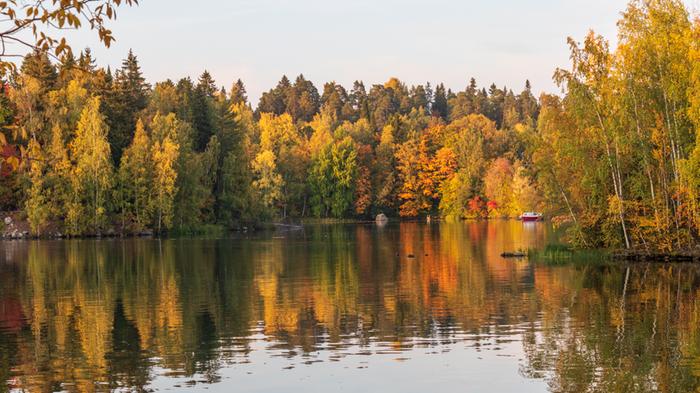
[2,224,700,392]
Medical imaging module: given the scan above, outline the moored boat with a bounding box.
[519,212,543,222]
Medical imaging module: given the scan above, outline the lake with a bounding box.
[0,221,699,392]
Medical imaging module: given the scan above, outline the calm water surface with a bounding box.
[1,221,699,392]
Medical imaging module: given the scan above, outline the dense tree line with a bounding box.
[0,48,541,236]
[1,0,700,251]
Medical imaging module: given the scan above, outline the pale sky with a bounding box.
[58,0,700,104]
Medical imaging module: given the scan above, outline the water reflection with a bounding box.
[0,222,698,392]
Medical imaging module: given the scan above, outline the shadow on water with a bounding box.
[0,221,699,392]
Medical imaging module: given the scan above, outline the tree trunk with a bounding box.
[595,103,630,249]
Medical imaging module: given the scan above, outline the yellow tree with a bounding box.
[68,97,112,235]
[24,138,49,235]
[483,157,514,217]
[47,124,71,221]
[258,112,307,217]
[307,107,336,156]
[151,136,179,233]
[510,164,540,215]
[118,119,152,232]
[684,18,700,233]
[252,150,284,217]
[259,112,299,153]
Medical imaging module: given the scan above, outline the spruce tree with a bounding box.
[107,49,149,163]
[432,83,448,120]
[230,79,248,105]
[192,71,216,151]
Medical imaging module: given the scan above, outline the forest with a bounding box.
[0,0,699,251]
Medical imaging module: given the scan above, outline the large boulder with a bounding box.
[375,213,388,225]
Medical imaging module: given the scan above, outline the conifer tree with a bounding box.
[230,79,248,105]
[108,50,149,163]
[191,71,216,151]
[432,83,448,120]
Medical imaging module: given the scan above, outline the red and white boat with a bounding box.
[519,212,543,222]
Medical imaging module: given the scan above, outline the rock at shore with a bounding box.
[375,213,388,225]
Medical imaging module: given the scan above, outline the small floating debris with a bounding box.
[407,254,416,259]
[501,251,527,258]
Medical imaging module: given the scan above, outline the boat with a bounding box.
[519,212,543,222]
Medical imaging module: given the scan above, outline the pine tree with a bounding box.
[350,80,369,121]
[107,50,149,163]
[21,50,57,90]
[518,80,539,126]
[230,79,247,105]
[292,74,320,121]
[78,48,97,71]
[432,83,448,120]
[257,75,291,115]
[212,93,253,225]
[175,77,195,124]
[192,71,216,151]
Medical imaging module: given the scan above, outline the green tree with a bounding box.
[432,83,448,120]
[192,71,217,151]
[107,50,150,163]
[215,100,254,225]
[309,138,357,217]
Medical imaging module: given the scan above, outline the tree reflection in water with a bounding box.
[0,222,698,392]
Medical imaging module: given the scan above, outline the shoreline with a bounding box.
[611,249,700,263]
[1,213,540,240]
[5,214,699,264]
